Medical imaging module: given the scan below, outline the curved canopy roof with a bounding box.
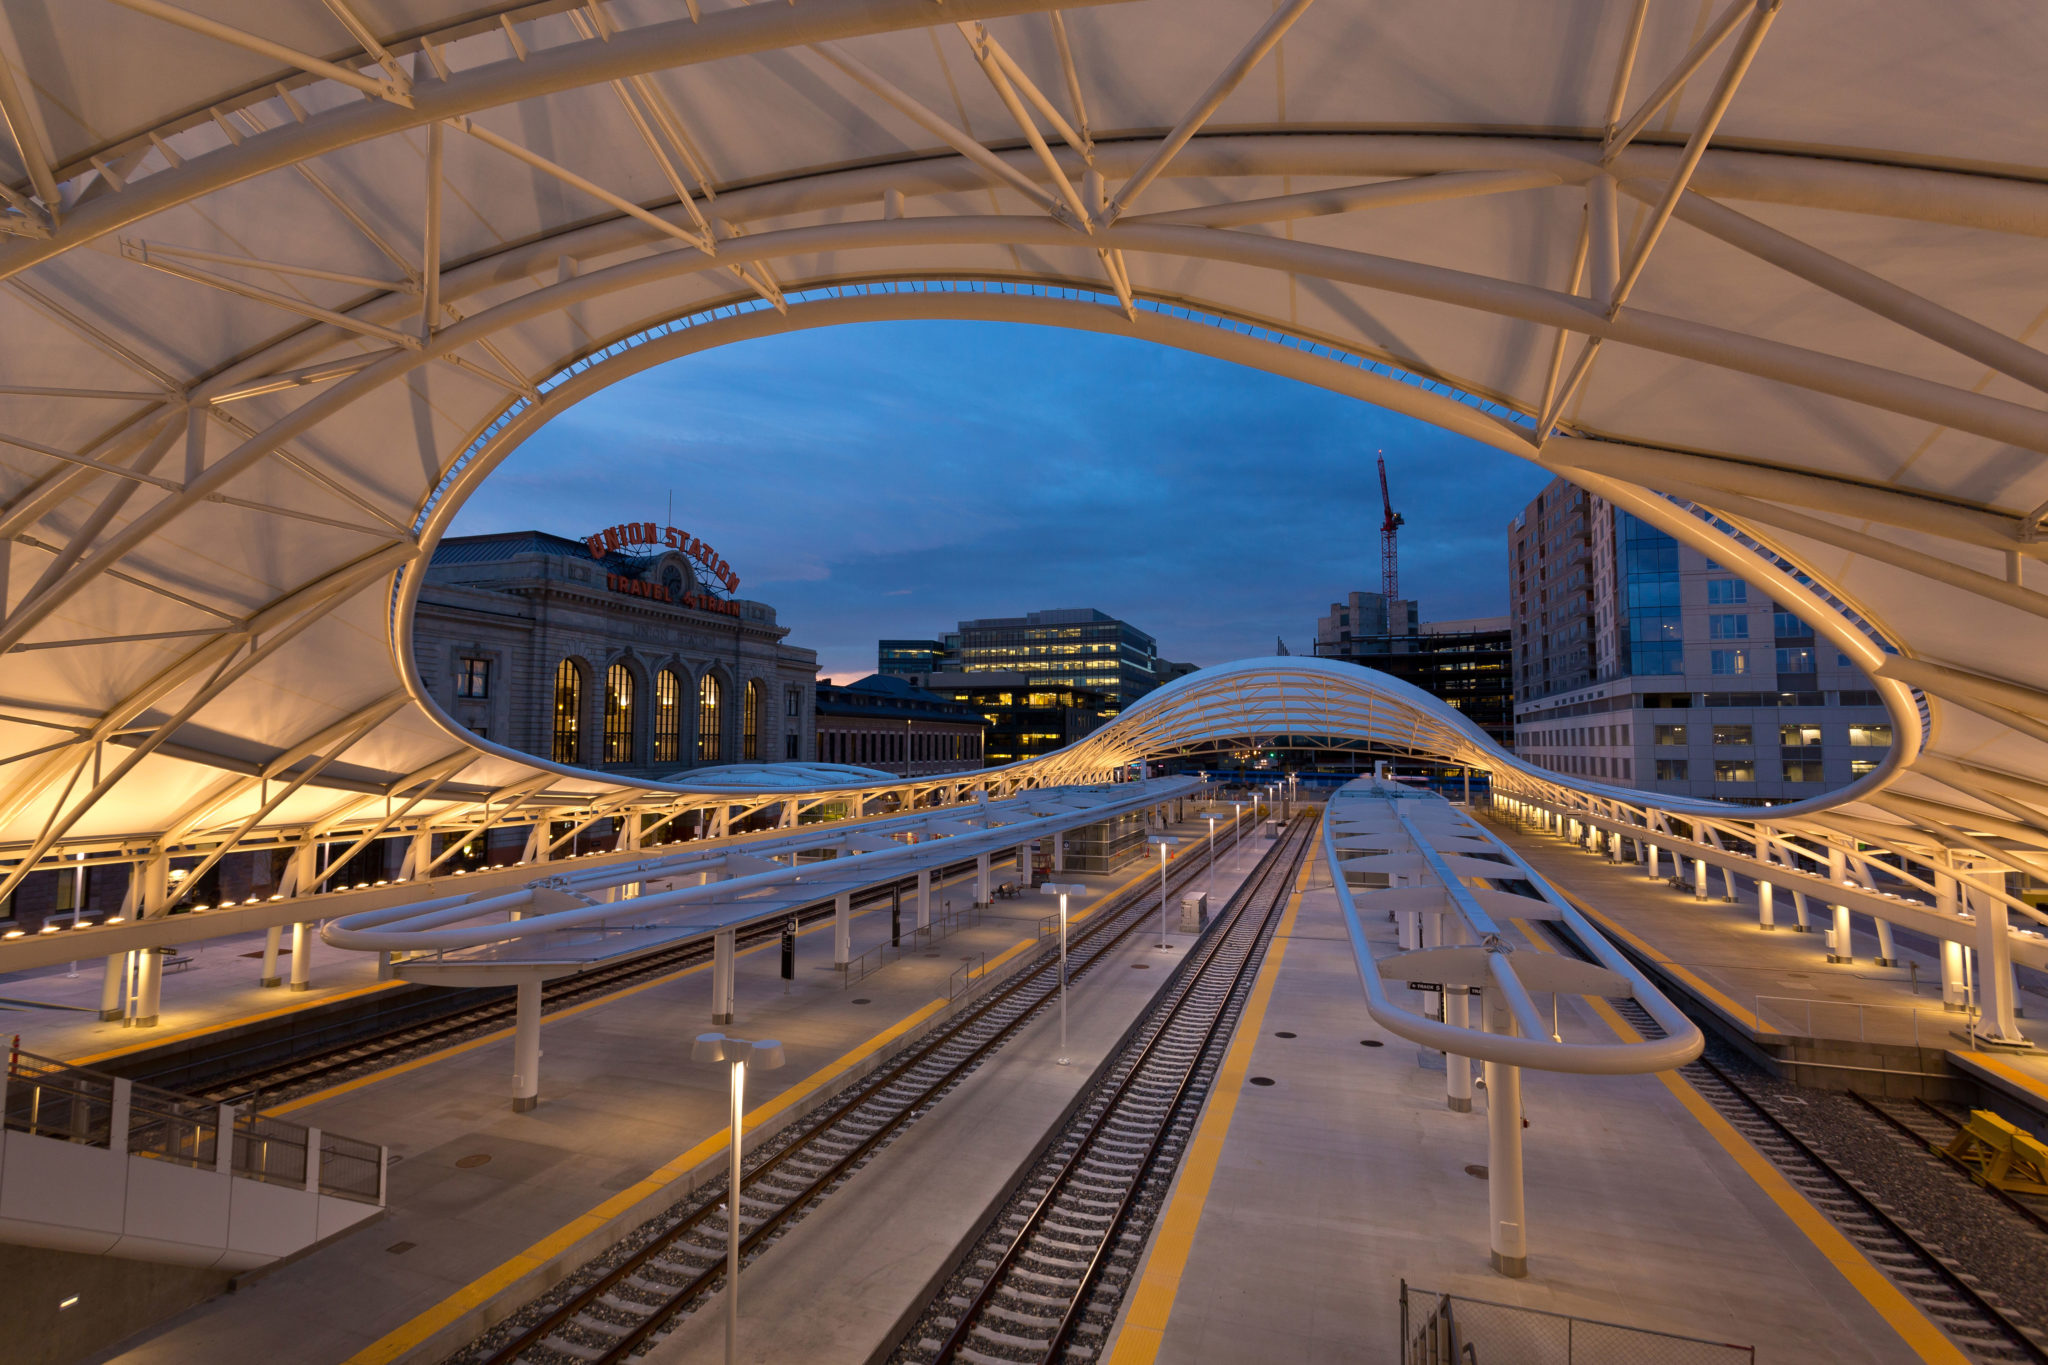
[0,0,2045,895]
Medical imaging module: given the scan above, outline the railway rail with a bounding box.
[1852,1094,2048,1237]
[1607,998,2048,1365]
[450,813,1260,1365]
[139,855,991,1111]
[890,812,1318,1365]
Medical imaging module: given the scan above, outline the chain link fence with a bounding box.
[1402,1282,1755,1365]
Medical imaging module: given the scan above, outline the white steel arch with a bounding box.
[0,0,2044,985]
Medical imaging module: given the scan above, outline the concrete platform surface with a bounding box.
[81,819,1259,1365]
[1107,845,1933,1365]
[1488,812,2048,1112]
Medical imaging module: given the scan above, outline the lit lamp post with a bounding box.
[1201,811,1222,908]
[1040,883,1086,1065]
[1147,835,1180,949]
[691,1032,786,1365]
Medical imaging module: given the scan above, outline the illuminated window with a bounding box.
[744,680,762,761]
[653,670,682,763]
[1850,757,1881,776]
[1848,723,1893,747]
[455,657,491,698]
[1776,647,1816,674]
[604,664,635,764]
[1709,649,1750,675]
[1712,724,1752,746]
[1654,724,1687,746]
[551,659,582,764]
[698,674,722,762]
[1714,759,1755,782]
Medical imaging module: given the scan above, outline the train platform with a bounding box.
[84,815,1268,1365]
[1478,813,2048,1123]
[0,922,395,1067]
[1104,837,1943,1365]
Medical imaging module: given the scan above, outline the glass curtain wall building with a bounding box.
[948,609,1160,711]
[1510,478,1890,803]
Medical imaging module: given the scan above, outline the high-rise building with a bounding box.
[951,609,1161,712]
[1509,477,1892,803]
[905,672,1116,766]
[1315,595,1512,747]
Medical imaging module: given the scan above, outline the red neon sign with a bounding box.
[583,521,740,593]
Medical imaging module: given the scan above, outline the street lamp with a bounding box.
[691,1032,786,1365]
[1201,811,1222,909]
[1147,835,1180,949]
[1040,883,1086,1065]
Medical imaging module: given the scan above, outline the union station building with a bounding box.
[412,527,818,777]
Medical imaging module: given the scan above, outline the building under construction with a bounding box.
[1312,594,1513,747]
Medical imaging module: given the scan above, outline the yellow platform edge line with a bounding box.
[1517,911,1966,1361]
[334,847,1203,1365]
[1106,836,1317,1365]
[341,991,952,1365]
[1551,881,1779,1035]
[1589,997,1970,1365]
[1952,1048,2048,1108]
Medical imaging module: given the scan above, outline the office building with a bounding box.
[1509,478,1892,802]
[814,674,986,775]
[1314,595,1513,747]
[412,528,818,777]
[878,636,959,676]
[905,672,1117,766]
[952,608,1160,711]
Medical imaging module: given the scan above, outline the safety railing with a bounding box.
[1752,993,1965,1050]
[1401,1282,1754,1363]
[319,1131,385,1203]
[127,1080,219,1170]
[947,952,987,1000]
[3,1047,113,1148]
[232,1112,309,1191]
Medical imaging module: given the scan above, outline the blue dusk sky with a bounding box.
[447,321,1552,681]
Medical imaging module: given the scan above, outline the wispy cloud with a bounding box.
[451,321,1549,676]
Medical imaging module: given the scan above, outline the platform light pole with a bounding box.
[1148,835,1179,949]
[1201,811,1223,908]
[1040,883,1086,1065]
[691,1032,786,1365]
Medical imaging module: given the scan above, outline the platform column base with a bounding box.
[1826,954,1853,964]
[1490,1250,1528,1278]
[259,975,281,988]
[512,1094,539,1112]
[1874,957,1900,967]
[1789,924,1813,933]
[97,1007,123,1021]
[1756,924,1775,932]
[1966,1030,2035,1053]
[1447,1097,1472,1113]
[1944,1001,1970,1013]
[129,1014,157,1028]
[711,1012,732,1025]
[289,981,311,991]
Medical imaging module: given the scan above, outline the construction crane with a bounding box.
[1377,450,1405,602]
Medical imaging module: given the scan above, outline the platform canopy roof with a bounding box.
[0,0,2045,897]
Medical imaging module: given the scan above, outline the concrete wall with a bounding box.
[0,1239,230,1365]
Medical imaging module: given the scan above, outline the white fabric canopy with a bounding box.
[0,0,2044,896]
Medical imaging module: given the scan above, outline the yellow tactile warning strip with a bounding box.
[340,991,953,1365]
[338,839,1214,1364]
[1952,1049,2048,1109]
[1552,884,1781,1035]
[1105,836,1318,1365]
[1511,916,1971,1364]
[66,977,406,1069]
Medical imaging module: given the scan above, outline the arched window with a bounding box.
[551,659,582,764]
[698,673,722,763]
[653,669,682,764]
[604,663,635,764]
[743,680,762,761]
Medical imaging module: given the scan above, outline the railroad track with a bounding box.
[1853,1093,2048,1236]
[186,858,992,1110]
[1609,999,2048,1365]
[890,812,1318,1365]
[452,815,1261,1365]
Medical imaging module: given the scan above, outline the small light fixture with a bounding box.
[105,917,125,925]
[39,924,61,933]
[3,930,23,939]
[58,1296,78,1310]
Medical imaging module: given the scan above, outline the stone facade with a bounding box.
[412,531,817,778]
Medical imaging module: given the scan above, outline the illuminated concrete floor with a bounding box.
[1109,860,1927,1365]
[1486,813,2048,1105]
[85,820,1265,1365]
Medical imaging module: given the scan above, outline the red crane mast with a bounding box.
[1377,451,1405,602]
